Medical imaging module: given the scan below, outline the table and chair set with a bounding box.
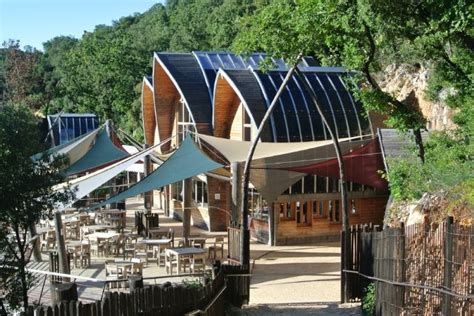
[36,209,227,281]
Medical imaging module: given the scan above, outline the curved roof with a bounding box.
[154,53,213,132]
[213,69,273,141]
[143,52,372,144]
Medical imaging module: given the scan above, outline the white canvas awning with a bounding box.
[54,144,160,210]
[198,134,372,202]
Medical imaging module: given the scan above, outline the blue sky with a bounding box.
[1,0,163,51]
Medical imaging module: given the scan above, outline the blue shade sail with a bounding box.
[89,136,223,209]
[64,129,129,176]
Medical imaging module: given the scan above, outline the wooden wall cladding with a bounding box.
[153,58,178,153]
[142,80,155,146]
[213,74,241,139]
[275,196,388,244]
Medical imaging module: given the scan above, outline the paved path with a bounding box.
[242,241,361,315]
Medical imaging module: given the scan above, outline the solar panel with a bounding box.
[256,73,289,142]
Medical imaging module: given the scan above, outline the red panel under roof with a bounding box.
[282,138,388,190]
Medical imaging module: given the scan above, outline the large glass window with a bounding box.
[193,179,208,206]
[172,181,183,201]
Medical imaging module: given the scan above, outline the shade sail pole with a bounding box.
[294,68,350,303]
[241,54,303,267]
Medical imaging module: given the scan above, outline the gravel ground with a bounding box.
[240,241,361,315]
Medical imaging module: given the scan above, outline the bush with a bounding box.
[361,283,376,316]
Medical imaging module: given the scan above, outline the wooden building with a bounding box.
[142,52,389,245]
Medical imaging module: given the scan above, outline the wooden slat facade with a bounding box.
[141,77,155,146]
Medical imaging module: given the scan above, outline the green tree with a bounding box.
[61,25,149,139]
[234,0,473,207]
[40,36,78,114]
[2,40,45,110]
[0,104,72,312]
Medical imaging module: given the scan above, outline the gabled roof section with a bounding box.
[141,76,155,146]
[213,69,273,142]
[154,53,212,131]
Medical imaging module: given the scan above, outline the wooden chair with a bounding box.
[165,251,178,275]
[131,258,144,276]
[124,238,136,259]
[208,237,224,259]
[134,243,149,266]
[109,235,125,256]
[73,243,91,268]
[41,231,56,251]
[91,238,108,257]
[191,253,207,273]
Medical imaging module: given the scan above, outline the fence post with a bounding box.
[443,216,454,316]
[398,223,406,311]
[341,229,346,303]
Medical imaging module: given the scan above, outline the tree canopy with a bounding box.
[234,0,473,210]
[0,104,73,312]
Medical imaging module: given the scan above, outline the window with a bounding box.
[291,180,302,195]
[279,202,293,220]
[176,100,195,145]
[328,200,341,222]
[243,108,252,141]
[316,176,327,193]
[312,200,325,218]
[296,201,311,226]
[172,181,183,201]
[304,175,315,194]
[193,179,208,206]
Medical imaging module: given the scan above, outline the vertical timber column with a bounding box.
[143,144,154,216]
[268,203,277,246]
[231,162,242,226]
[183,178,193,246]
[54,212,69,281]
[164,186,170,217]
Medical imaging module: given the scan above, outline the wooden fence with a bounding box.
[27,273,223,316]
[25,263,252,316]
[343,217,473,316]
[227,226,241,264]
[341,223,381,302]
[221,264,250,307]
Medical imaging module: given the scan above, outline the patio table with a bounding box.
[188,237,207,248]
[137,238,172,265]
[165,247,206,275]
[87,232,120,239]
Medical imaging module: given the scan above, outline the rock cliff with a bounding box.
[377,64,457,130]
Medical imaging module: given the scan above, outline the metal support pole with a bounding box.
[231,162,242,226]
[241,54,303,267]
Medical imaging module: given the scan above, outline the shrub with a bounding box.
[361,283,376,316]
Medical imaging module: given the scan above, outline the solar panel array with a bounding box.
[152,51,371,142]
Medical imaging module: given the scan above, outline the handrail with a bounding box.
[185,283,227,315]
[26,268,105,282]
